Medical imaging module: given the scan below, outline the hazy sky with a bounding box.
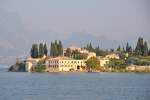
[0,0,150,51]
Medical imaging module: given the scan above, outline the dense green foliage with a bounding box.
[35,59,46,72]
[44,43,48,56]
[39,43,44,58]
[126,42,132,54]
[143,41,149,56]
[107,59,127,70]
[64,49,88,59]
[30,43,48,58]
[117,45,121,51]
[85,43,109,56]
[116,37,149,58]
[30,37,149,61]
[86,57,100,70]
[135,37,149,56]
[31,44,39,58]
[50,40,63,57]
[64,48,72,57]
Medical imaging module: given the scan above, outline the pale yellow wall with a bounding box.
[26,62,33,72]
[100,59,109,67]
[46,58,86,72]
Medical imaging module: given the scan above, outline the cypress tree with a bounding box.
[39,43,44,58]
[95,46,100,56]
[117,45,121,51]
[64,48,72,57]
[53,42,58,57]
[89,43,93,52]
[143,41,148,56]
[122,46,125,53]
[126,42,129,52]
[148,50,150,56]
[135,37,144,56]
[58,40,63,56]
[30,43,39,58]
[44,43,48,56]
[50,42,54,56]
[50,40,63,57]
[86,43,93,52]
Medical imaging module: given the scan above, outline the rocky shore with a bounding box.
[8,62,26,72]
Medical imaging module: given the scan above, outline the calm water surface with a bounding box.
[0,70,150,100]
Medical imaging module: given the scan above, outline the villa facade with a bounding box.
[45,57,86,72]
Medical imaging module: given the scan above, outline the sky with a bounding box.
[0,0,150,57]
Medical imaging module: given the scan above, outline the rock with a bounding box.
[8,62,26,72]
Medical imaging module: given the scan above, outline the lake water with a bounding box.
[0,70,150,100]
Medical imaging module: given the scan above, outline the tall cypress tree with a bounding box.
[39,43,44,58]
[95,46,100,56]
[117,45,121,51]
[135,37,144,56]
[50,40,63,57]
[44,43,48,56]
[86,43,93,52]
[143,41,148,56]
[58,40,63,56]
[126,42,129,52]
[89,43,93,52]
[122,46,125,53]
[148,50,150,56]
[50,42,54,56]
[30,43,39,58]
[54,42,59,57]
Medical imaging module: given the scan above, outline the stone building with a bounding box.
[45,57,86,72]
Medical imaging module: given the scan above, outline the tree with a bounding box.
[39,43,44,58]
[117,45,121,51]
[135,37,149,56]
[110,49,114,52]
[126,42,129,52]
[122,46,125,53]
[75,53,88,59]
[35,59,46,72]
[53,42,59,57]
[94,46,100,55]
[30,44,39,58]
[43,43,48,56]
[73,50,79,59]
[107,59,126,70]
[58,40,63,56]
[125,42,133,56]
[64,48,72,57]
[86,57,100,70]
[50,40,63,57]
[86,43,93,52]
[143,41,149,56]
[149,50,150,56]
[135,37,144,56]
[50,42,53,56]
